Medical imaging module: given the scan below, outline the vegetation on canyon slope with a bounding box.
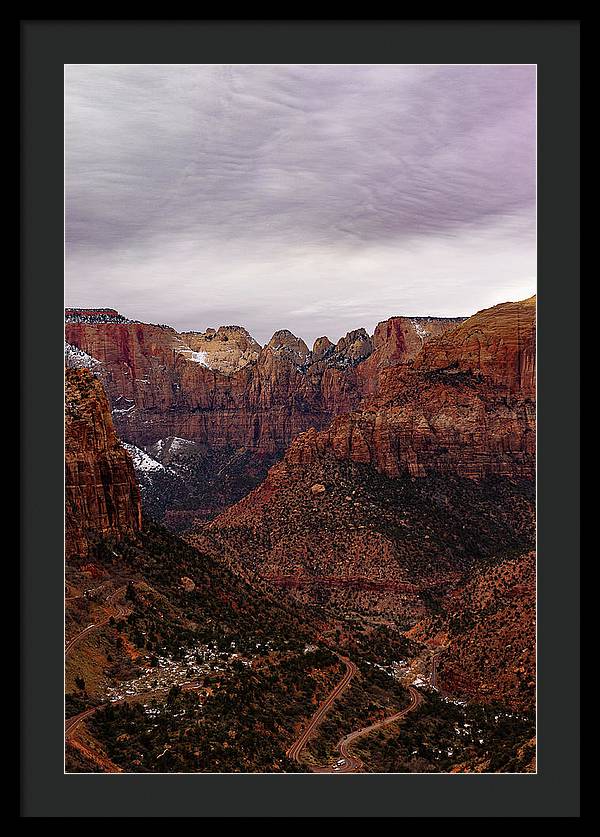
[65,298,537,774]
[198,456,535,621]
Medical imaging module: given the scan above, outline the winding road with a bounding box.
[65,680,207,744]
[316,686,422,773]
[65,706,98,739]
[66,576,446,773]
[65,586,131,657]
[286,656,357,764]
[286,653,426,773]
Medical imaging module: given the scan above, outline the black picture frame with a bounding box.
[21,20,580,817]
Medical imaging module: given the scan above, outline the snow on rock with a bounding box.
[148,436,198,469]
[121,442,166,473]
[410,319,428,346]
[65,342,102,371]
[190,350,209,366]
[172,335,212,368]
[167,437,196,453]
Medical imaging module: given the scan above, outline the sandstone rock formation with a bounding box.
[180,325,261,374]
[196,296,536,614]
[64,312,463,459]
[65,367,142,559]
[311,336,335,361]
[282,298,536,480]
[266,329,311,365]
[65,300,533,532]
[415,297,536,397]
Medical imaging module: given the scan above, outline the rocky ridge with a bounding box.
[196,296,536,614]
[65,367,142,559]
[282,298,536,480]
[408,551,536,712]
[193,455,535,619]
[64,312,464,456]
[65,311,465,524]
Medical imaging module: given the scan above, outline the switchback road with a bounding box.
[313,645,446,772]
[286,656,357,764]
[314,686,422,773]
[286,656,423,773]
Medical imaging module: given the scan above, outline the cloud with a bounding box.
[65,64,536,343]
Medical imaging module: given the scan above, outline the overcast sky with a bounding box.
[65,64,536,346]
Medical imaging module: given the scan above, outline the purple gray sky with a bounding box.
[65,64,536,346]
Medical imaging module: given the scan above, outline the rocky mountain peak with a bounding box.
[311,336,335,361]
[334,328,373,364]
[180,325,261,374]
[266,330,310,365]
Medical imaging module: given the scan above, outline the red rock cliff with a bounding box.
[65,367,142,559]
[199,297,536,615]
[283,297,536,480]
[415,297,536,397]
[65,314,461,455]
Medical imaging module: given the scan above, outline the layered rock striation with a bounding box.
[283,298,536,480]
[198,296,536,613]
[65,312,463,456]
[65,367,142,559]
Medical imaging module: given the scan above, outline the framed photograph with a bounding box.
[21,20,579,818]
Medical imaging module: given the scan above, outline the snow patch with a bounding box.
[410,319,428,345]
[168,437,196,453]
[65,342,101,371]
[122,443,165,473]
[190,350,209,366]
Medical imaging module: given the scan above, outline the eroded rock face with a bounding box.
[283,298,536,480]
[334,328,373,365]
[65,368,142,559]
[65,313,461,460]
[312,336,335,361]
[180,325,261,374]
[356,315,467,399]
[266,329,311,366]
[197,297,536,615]
[415,297,536,398]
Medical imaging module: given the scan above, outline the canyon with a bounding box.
[65,308,466,524]
[64,296,536,771]
[65,308,466,454]
[192,297,536,620]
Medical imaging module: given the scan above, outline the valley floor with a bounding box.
[65,526,535,774]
